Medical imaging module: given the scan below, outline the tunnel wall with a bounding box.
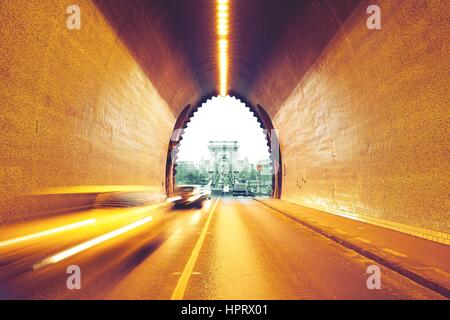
[0,0,193,223]
[271,0,449,242]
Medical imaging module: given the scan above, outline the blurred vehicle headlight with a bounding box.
[167,196,182,203]
[188,195,201,202]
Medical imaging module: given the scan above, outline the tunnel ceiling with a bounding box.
[95,0,361,117]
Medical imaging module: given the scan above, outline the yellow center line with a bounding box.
[171,197,221,300]
[0,218,97,248]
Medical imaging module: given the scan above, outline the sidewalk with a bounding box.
[255,199,450,298]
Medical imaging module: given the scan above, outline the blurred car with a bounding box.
[247,190,256,197]
[168,185,210,208]
[200,187,212,200]
[233,182,248,197]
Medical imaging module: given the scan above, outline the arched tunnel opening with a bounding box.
[0,0,448,301]
[165,95,282,199]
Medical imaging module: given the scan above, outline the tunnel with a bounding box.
[1,0,447,240]
[0,0,449,300]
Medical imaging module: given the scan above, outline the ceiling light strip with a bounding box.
[217,0,230,96]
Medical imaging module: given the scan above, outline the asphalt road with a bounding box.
[0,198,445,299]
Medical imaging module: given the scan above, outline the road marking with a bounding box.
[354,237,371,244]
[171,197,220,300]
[0,219,97,248]
[33,216,153,270]
[381,248,408,258]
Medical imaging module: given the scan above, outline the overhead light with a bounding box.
[216,0,230,96]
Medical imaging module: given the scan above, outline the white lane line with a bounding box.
[0,219,97,248]
[381,248,408,258]
[171,197,220,300]
[354,237,371,244]
[33,216,153,270]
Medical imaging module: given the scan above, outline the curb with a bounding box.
[254,198,450,299]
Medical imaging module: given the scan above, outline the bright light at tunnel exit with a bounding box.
[217,0,229,96]
[176,96,271,163]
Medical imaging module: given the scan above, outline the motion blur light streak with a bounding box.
[188,195,202,202]
[190,211,203,225]
[217,0,230,96]
[33,216,153,270]
[0,218,96,248]
[167,196,182,202]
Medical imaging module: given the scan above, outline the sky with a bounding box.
[176,96,271,163]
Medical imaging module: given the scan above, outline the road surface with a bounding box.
[0,198,445,299]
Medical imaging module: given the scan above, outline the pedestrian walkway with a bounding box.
[255,199,450,298]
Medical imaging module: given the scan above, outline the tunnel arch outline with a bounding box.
[165,92,282,198]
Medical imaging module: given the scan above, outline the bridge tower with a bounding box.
[208,141,239,192]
